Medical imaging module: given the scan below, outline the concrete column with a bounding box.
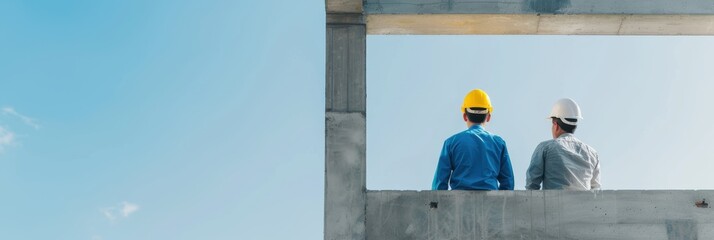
[325,11,366,240]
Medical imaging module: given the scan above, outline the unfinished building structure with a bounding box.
[325,1,714,239]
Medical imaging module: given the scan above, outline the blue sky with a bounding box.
[1,1,324,239]
[2,0,714,239]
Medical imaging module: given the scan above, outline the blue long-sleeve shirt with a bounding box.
[432,125,514,190]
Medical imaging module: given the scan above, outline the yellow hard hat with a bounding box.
[461,89,493,113]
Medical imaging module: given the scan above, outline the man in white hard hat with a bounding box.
[526,98,601,190]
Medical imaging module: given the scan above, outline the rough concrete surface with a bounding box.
[366,14,714,35]
[367,190,713,240]
[325,24,366,112]
[325,11,366,240]
[364,0,714,14]
[362,0,714,35]
[325,112,366,240]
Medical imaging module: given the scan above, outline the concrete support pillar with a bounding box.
[325,11,366,240]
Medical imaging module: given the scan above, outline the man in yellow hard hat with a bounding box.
[526,98,601,190]
[432,89,514,190]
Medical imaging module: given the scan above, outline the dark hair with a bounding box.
[465,107,488,124]
[552,117,577,133]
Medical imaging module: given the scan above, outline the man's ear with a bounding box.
[463,113,468,122]
[486,113,491,123]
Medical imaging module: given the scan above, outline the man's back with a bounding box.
[432,125,514,190]
[526,133,600,190]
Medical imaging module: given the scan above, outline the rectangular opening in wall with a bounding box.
[366,35,714,190]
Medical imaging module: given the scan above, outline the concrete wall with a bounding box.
[367,190,713,240]
[324,1,714,239]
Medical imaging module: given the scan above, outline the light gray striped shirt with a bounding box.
[526,133,600,190]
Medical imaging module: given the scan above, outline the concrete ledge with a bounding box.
[366,190,714,239]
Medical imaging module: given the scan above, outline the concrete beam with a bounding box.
[364,0,714,15]
[326,0,363,13]
[367,14,714,35]
[366,190,714,240]
[364,0,714,35]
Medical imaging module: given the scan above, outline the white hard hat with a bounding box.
[549,98,582,125]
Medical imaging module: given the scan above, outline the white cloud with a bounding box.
[2,107,40,130]
[101,201,140,222]
[121,201,139,217]
[0,126,15,152]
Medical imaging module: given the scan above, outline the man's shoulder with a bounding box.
[536,139,557,150]
[446,130,468,140]
[443,131,467,145]
[564,135,598,153]
[581,142,598,155]
[490,133,507,145]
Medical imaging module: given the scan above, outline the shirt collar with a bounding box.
[469,125,484,131]
[558,133,574,138]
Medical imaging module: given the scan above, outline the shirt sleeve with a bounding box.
[432,139,452,190]
[590,152,601,190]
[497,140,514,190]
[526,143,546,190]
